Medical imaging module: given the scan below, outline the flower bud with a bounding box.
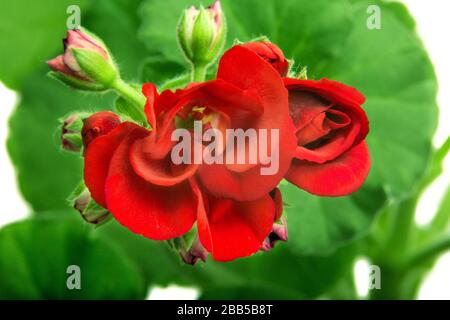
[70,183,111,225]
[60,112,90,152]
[261,188,288,251]
[180,236,209,265]
[47,28,118,91]
[241,41,289,77]
[169,232,208,265]
[82,111,121,148]
[177,0,226,66]
[261,217,288,252]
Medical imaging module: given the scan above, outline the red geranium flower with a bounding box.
[83,45,296,261]
[81,40,371,262]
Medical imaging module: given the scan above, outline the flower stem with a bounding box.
[111,78,146,115]
[192,63,208,82]
[409,235,450,266]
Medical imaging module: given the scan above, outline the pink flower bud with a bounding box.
[60,112,89,152]
[261,188,288,251]
[261,217,288,252]
[73,188,111,225]
[179,236,209,265]
[47,29,118,90]
[48,29,109,80]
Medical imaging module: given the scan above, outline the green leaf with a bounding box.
[97,220,184,288]
[323,0,438,197]
[7,73,115,211]
[84,0,152,81]
[0,212,145,299]
[97,220,357,299]
[139,55,186,85]
[198,244,357,299]
[280,183,386,255]
[138,0,354,78]
[0,0,90,89]
[6,0,153,211]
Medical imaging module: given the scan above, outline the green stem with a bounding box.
[409,234,450,266]
[384,137,450,261]
[385,198,418,262]
[418,137,450,194]
[111,78,146,115]
[192,63,208,82]
[160,73,191,91]
[429,186,450,235]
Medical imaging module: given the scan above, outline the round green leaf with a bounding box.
[0,213,145,299]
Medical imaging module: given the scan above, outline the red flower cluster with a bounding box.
[82,43,370,262]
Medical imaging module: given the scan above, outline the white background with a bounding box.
[0,0,449,300]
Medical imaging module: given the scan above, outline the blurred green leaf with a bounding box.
[97,221,356,299]
[139,55,186,85]
[139,0,353,78]
[98,220,357,299]
[97,220,185,288]
[280,184,386,255]
[83,0,151,80]
[7,73,113,211]
[324,0,438,197]
[0,213,145,299]
[0,0,89,89]
[6,0,153,211]
[197,244,357,299]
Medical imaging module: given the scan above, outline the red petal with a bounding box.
[130,137,199,187]
[82,111,121,148]
[142,83,158,130]
[132,80,263,186]
[284,78,366,106]
[84,122,138,207]
[196,189,275,262]
[285,141,371,196]
[284,78,369,164]
[242,42,289,77]
[199,46,297,201]
[104,127,197,240]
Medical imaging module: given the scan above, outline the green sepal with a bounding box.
[48,71,107,92]
[114,94,147,126]
[71,48,118,87]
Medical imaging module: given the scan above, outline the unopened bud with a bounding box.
[47,28,118,91]
[60,112,90,152]
[71,183,111,226]
[261,217,288,252]
[261,188,288,251]
[177,0,226,66]
[169,231,208,265]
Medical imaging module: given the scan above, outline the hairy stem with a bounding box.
[192,63,208,82]
[111,78,146,115]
